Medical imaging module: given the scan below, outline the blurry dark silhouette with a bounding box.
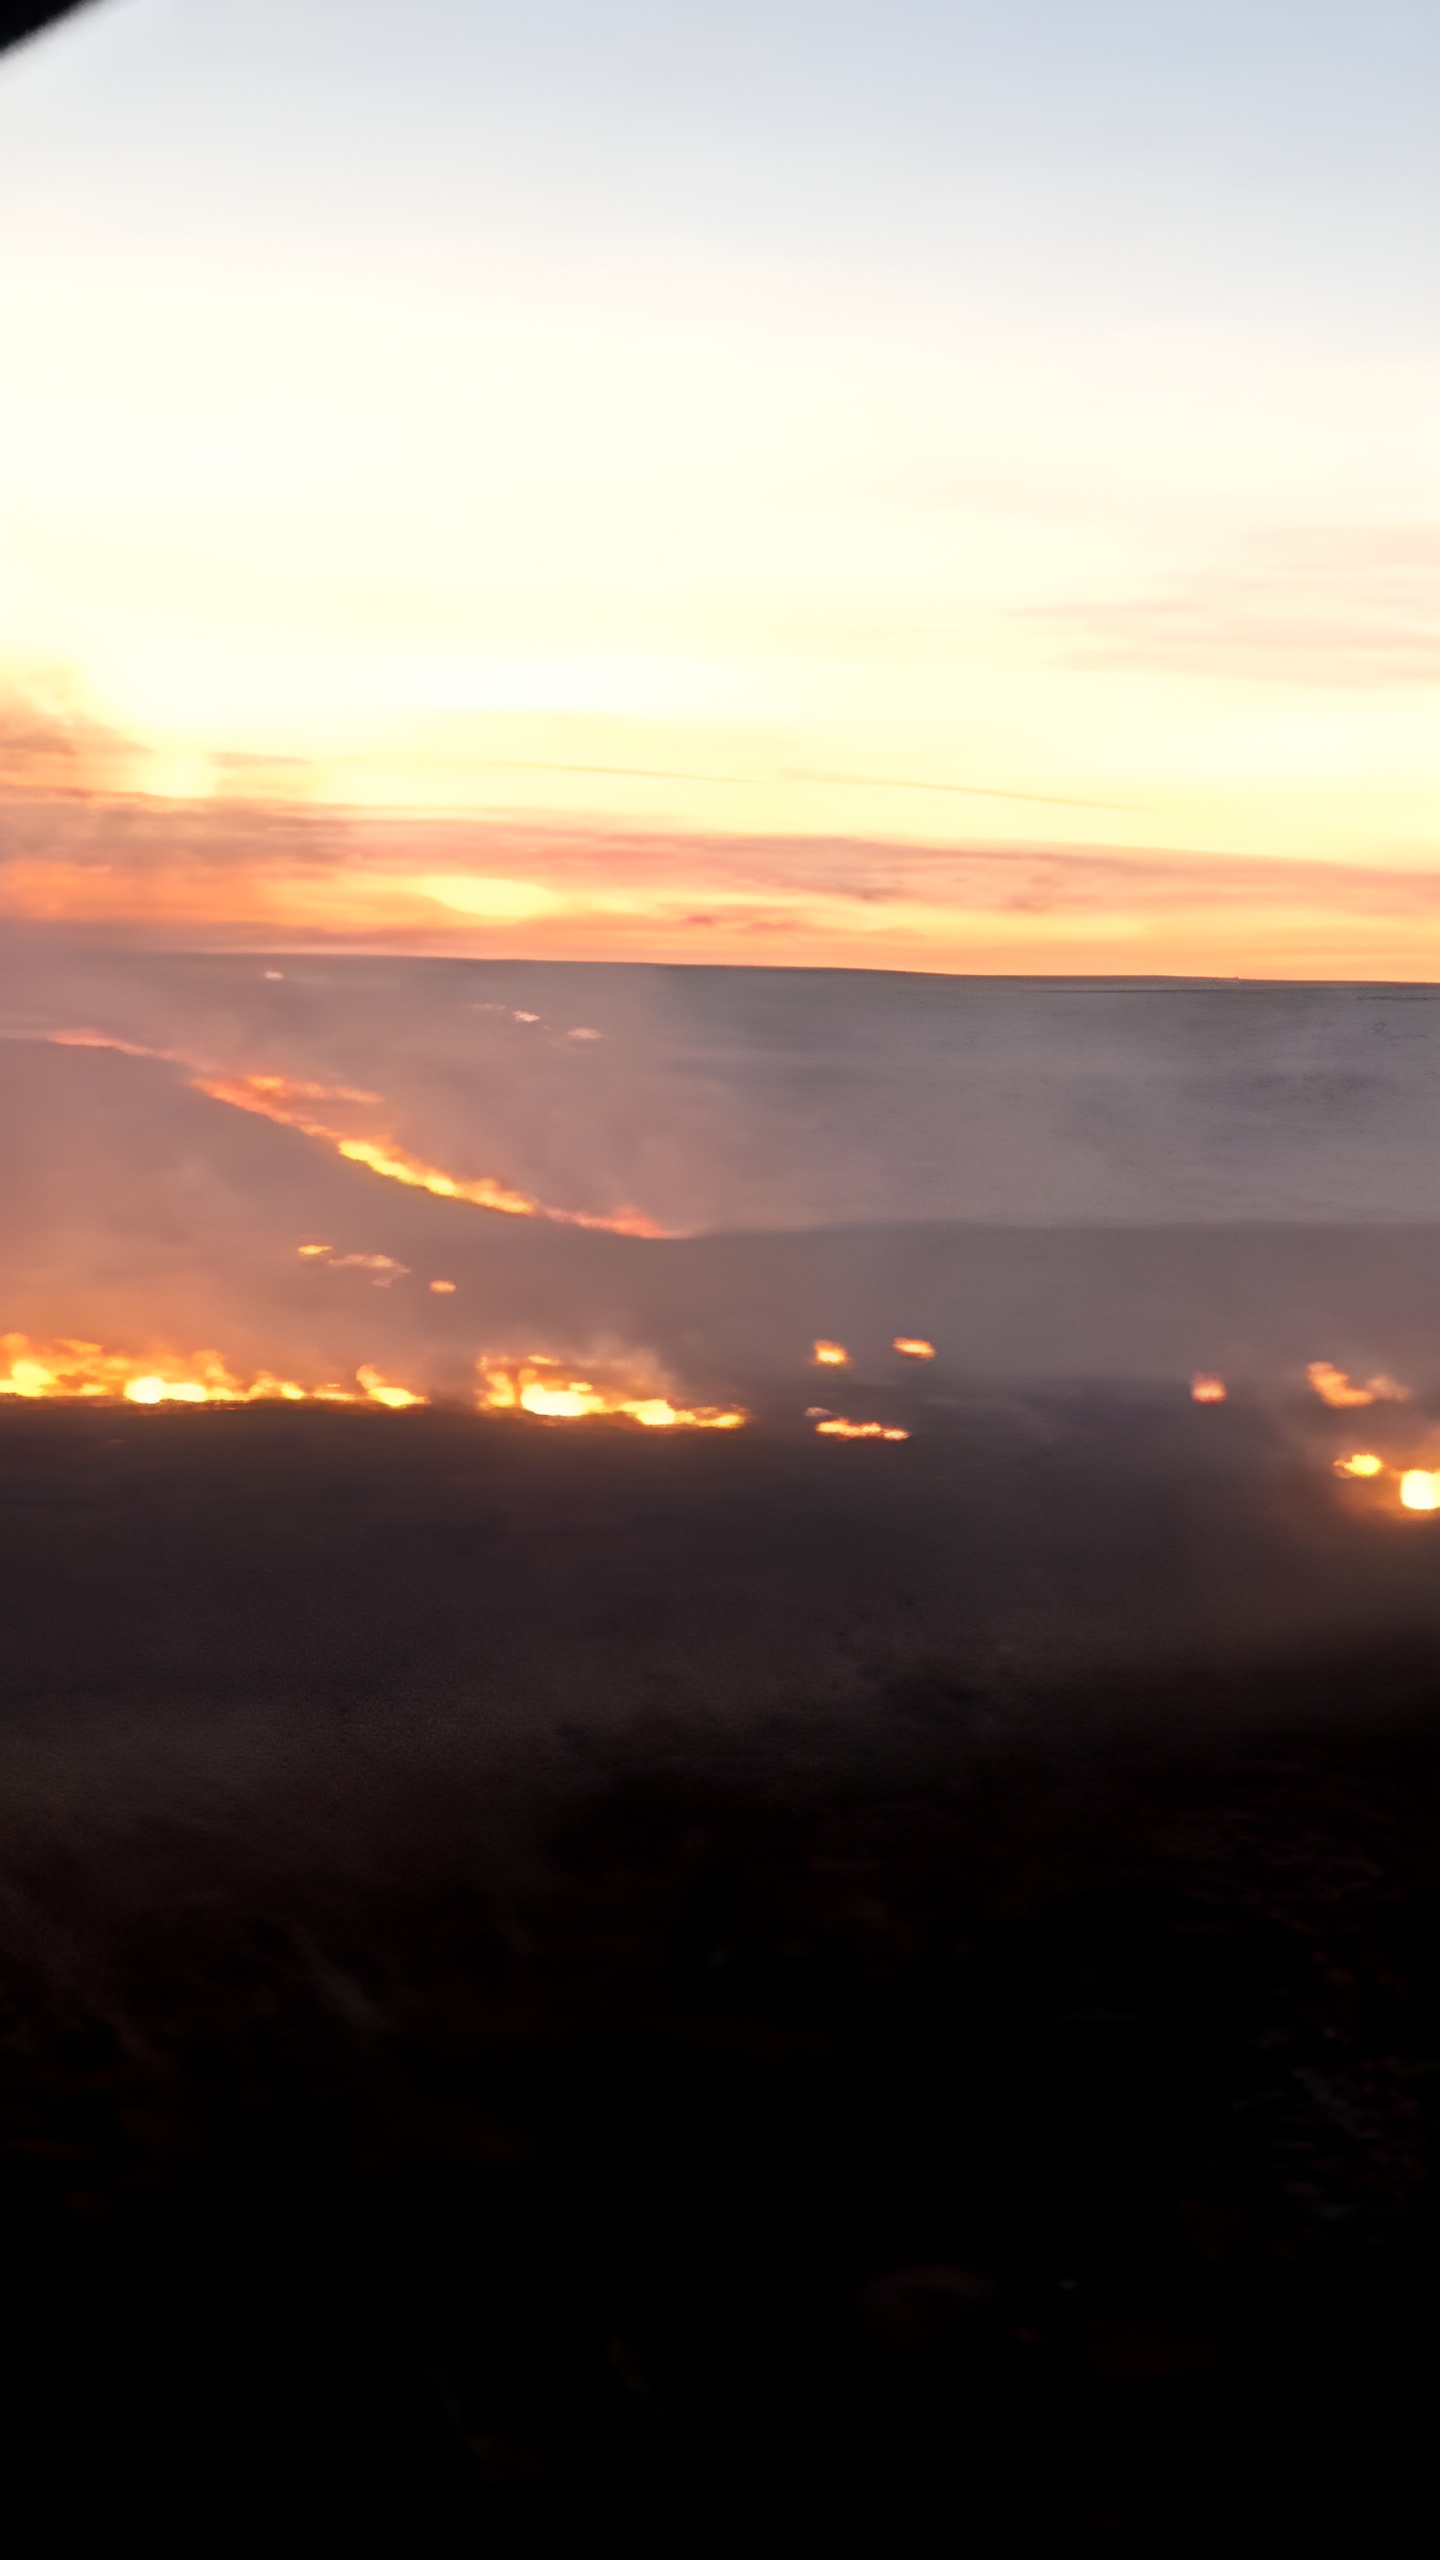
[0,2,96,58]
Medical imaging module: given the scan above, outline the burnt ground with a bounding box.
[0,1398,1436,2550]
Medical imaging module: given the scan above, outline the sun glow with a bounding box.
[0,1334,427,1410]
[476,1353,746,1431]
[417,875,563,920]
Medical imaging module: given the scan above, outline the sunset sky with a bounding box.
[1,0,1436,971]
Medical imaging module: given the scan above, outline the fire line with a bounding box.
[0,1334,425,1410]
[42,1035,670,1239]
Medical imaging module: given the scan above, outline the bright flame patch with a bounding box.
[815,1418,910,1442]
[812,1341,850,1368]
[893,1337,936,1360]
[1399,1469,1440,1512]
[475,1354,747,1431]
[0,1334,426,1411]
[355,1365,426,1410]
[1334,1452,1384,1477]
[1191,1373,1227,1403]
[1308,1361,1410,1409]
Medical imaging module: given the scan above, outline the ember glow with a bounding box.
[1190,1374,1227,1403]
[1399,1470,1440,1513]
[1307,1361,1411,1409]
[476,1355,747,1431]
[893,1338,936,1360]
[814,1418,910,1442]
[0,1334,427,1411]
[812,1342,850,1368]
[1334,1452,1384,1478]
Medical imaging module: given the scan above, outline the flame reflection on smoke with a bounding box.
[476,1355,747,1432]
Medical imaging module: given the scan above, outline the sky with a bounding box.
[1,0,1436,971]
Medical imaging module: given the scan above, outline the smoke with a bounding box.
[10,972,1440,1427]
[16,943,1440,1237]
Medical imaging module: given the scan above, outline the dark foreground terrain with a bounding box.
[1,1399,1436,2550]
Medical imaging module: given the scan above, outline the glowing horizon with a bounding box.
[1,1,1435,975]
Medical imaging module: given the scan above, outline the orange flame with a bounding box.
[42,1036,668,1239]
[475,1353,746,1431]
[1307,1361,1410,1408]
[429,1279,457,1294]
[1399,1469,1440,1512]
[354,1365,426,1410]
[0,1333,426,1411]
[47,1026,187,1064]
[1334,1451,1384,1477]
[1191,1373,1227,1403]
[310,1250,409,1284]
[812,1340,850,1367]
[893,1337,935,1360]
[189,1069,668,1234]
[815,1417,910,1442]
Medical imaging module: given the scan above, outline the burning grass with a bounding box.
[0,1333,424,1410]
[475,1353,747,1431]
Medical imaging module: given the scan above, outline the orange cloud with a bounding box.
[8,774,1440,979]
[0,679,140,797]
[1039,526,1440,688]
